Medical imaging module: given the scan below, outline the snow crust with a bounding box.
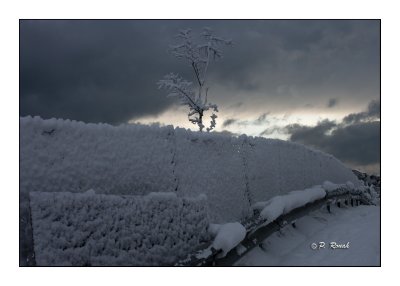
[212,222,246,257]
[29,191,210,266]
[20,116,360,223]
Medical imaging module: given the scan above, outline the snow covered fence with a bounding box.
[29,191,210,266]
[20,116,176,196]
[174,128,251,222]
[243,137,359,205]
[20,116,360,224]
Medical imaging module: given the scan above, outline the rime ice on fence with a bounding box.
[30,191,210,266]
[243,136,359,205]
[20,116,361,223]
[20,116,176,196]
[174,128,251,223]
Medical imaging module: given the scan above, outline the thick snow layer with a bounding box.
[29,191,210,266]
[20,116,360,223]
[258,186,326,222]
[322,181,341,192]
[212,222,246,257]
[283,186,327,212]
[236,204,380,266]
[259,196,286,223]
[207,223,222,237]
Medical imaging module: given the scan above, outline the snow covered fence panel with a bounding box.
[303,148,323,187]
[20,116,176,196]
[277,141,309,193]
[29,191,210,266]
[244,137,280,205]
[21,116,360,227]
[245,137,360,205]
[317,154,358,187]
[174,128,251,223]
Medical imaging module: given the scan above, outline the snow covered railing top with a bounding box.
[175,182,378,266]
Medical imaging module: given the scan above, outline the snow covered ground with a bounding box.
[235,204,380,266]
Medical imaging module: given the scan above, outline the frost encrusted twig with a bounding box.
[158,28,232,132]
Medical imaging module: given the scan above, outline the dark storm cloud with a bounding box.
[210,20,379,107]
[287,120,380,166]
[327,98,338,108]
[257,100,381,171]
[20,20,380,124]
[282,100,380,168]
[343,99,380,124]
[253,112,270,125]
[260,126,285,136]
[20,20,191,124]
[223,112,269,128]
[222,118,237,127]
[286,119,337,148]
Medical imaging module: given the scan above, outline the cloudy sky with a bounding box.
[20,20,380,174]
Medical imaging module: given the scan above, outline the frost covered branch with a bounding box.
[158,28,231,132]
[157,73,219,132]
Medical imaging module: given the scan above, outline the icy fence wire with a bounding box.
[20,116,360,224]
[29,191,210,266]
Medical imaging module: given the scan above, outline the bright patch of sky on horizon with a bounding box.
[129,101,363,140]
